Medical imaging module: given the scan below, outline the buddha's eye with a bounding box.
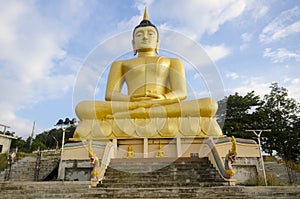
[135,32,143,37]
[148,31,155,36]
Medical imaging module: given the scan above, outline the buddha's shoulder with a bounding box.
[119,56,181,61]
[112,56,182,65]
[111,57,137,64]
[168,57,182,62]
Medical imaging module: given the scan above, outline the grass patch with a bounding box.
[284,161,300,173]
[244,173,284,186]
[0,153,8,172]
[0,152,37,172]
[264,156,278,162]
[263,156,300,172]
[15,152,36,161]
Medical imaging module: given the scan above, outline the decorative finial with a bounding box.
[143,7,149,21]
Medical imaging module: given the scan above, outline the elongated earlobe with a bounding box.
[132,40,137,56]
[155,39,160,55]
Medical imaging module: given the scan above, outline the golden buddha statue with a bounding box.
[73,7,223,140]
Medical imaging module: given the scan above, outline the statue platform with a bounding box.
[60,137,263,185]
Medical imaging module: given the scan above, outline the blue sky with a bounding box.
[0,0,299,138]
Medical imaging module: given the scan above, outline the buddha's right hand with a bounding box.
[129,101,153,110]
[130,93,165,101]
[128,99,178,110]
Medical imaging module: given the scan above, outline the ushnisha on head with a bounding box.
[132,7,160,55]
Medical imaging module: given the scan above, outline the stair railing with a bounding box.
[4,159,12,181]
[4,151,16,181]
[204,138,236,185]
[34,147,42,181]
[97,141,114,182]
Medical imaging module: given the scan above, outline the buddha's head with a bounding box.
[132,7,160,55]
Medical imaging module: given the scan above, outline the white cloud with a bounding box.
[263,48,300,63]
[203,44,231,62]
[125,0,247,40]
[241,32,253,42]
[254,6,268,19]
[240,32,254,51]
[226,76,300,103]
[0,1,93,137]
[247,0,268,20]
[283,78,300,101]
[259,6,300,43]
[226,76,271,98]
[226,72,240,80]
[134,0,154,10]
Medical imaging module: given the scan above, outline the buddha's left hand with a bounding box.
[145,93,165,99]
[130,93,165,101]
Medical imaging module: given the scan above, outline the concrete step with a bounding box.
[103,175,222,181]
[107,166,213,173]
[105,173,223,180]
[0,156,59,181]
[0,182,299,198]
[100,181,227,188]
[102,157,225,188]
[105,168,219,175]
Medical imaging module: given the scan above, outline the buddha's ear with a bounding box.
[132,40,137,56]
[155,38,160,55]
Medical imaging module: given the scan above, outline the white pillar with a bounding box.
[57,128,66,180]
[112,139,118,158]
[144,138,148,158]
[176,137,182,157]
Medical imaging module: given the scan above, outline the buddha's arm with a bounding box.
[105,61,129,101]
[165,58,187,100]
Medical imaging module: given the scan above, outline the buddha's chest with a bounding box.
[122,57,170,80]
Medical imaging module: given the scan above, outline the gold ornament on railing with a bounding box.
[225,136,237,177]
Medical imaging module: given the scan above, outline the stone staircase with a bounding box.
[0,156,59,181]
[0,181,299,198]
[101,157,228,188]
[1,157,299,198]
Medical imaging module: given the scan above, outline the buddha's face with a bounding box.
[133,26,159,51]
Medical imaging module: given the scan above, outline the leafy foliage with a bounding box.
[258,83,300,161]
[217,91,262,139]
[218,83,299,162]
[35,125,76,150]
[5,126,76,153]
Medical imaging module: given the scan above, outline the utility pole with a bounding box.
[245,129,271,186]
[30,121,35,147]
[54,118,77,180]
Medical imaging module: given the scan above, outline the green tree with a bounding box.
[30,139,47,152]
[217,91,262,139]
[0,120,77,153]
[34,125,76,149]
[11,137,26,152]
[258,83,300,162]
[0,130,15,136]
